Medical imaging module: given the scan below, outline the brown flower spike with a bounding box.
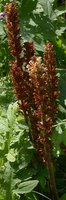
[5,2,35,124]
[5,2,59,163]
[5,3,59,199]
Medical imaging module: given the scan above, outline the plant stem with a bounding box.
[44,143,59,200]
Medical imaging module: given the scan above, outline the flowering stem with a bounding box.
[41,105,59,200]
[44,143,59,200]
[5,3,59,199]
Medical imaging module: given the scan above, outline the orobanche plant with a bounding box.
[5,2,60,200]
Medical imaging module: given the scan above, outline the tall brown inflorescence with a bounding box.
[27,45,59,162]
[5,2,35,125]
[5,3,59,164]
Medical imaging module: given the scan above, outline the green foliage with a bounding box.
[13,180,39,195]
[60,194,66,200]
[52,123,66,156]
[52,103,66,157]
[0,76,14,109]
[0,102,38,200]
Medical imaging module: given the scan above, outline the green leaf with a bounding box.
[51,8,66,20]
[0,118,8,133]
[13,180,39,194]
[56,125,62,134]
[12,193,20,200]
[59,104,66,114]
[0,21,5,36]
[4,162,12,183]
[7,152,16,162]
[12,178,21,188]
[60,194,66,200]
[56,27,66,36]
[21,0,38,14]
[0,194,4,200]
[64,99,66,106]
[34,42,43,52]
[7,103,17,126]
[37,165,47,190]
[13,101,18,114]
[62,128,66,145]
[17,122,29,131]
[38,0,54,18]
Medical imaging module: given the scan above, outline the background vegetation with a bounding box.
[0,0,66,200]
